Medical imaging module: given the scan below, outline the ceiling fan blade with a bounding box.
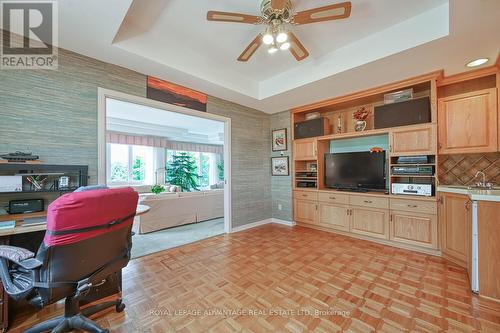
[271,0,288,10]
[288,32,309,61]
[292,1,352,25]
[207,11,260,24]
[238,35,263,62]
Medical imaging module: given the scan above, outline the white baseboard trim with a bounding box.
[230,218,295,233]
[230,218,272,233]
[271,218,296,226]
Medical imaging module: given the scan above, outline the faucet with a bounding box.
[472,171,494,189]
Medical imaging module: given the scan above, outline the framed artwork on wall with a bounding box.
[147,76,207,112]
[271,156,289,176]
[272,128,287,151]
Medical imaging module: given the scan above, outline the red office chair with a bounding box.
[0,187,138,333]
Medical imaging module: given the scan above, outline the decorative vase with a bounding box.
[355,120,367,132]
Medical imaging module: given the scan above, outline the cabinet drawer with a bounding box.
[294,191,318,201]
[390,198,436,214]
[318,192,349,205]
[350,195,389,209]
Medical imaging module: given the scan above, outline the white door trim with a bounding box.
[97,88,233,234]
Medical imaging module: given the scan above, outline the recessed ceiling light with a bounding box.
[466,58,489,68]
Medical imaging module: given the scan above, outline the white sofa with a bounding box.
[136,189,223,234]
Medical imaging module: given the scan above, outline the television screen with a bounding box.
[324,151,386,191]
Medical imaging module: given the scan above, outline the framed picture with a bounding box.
[272,128,287,152]
[147,76,207,112]
[271,156,289,176]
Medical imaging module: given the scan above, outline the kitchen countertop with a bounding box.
[437,186,500,202]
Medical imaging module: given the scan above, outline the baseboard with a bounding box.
[230,218,295,233]
[230,219,272,233]
[271,218,296,227]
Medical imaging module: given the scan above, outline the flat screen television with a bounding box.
[324,151,386,191]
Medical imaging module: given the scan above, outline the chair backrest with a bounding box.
[35,187,138,304]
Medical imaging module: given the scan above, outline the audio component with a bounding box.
[391,166,434,175]
[396,155,429,164]
[392,183,433,197]
[294,118,330,139]
[9,199,44,214]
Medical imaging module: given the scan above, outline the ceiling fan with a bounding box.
[207,0,352,62]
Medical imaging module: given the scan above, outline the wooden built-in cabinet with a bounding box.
[293,191,318,225]
[390,211,438,249]
[350,206,390,240]
[293,139,316,160]
[438,192,471,268]
[477,201,500,302]
[294,190,439,254]
[390,124,437,156]
[438,88,498,154]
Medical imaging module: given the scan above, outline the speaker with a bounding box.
[9,199,44,214]
[374,97,431,129]
[294,118,330,139]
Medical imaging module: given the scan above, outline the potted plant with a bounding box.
[151,184,165,195]
[353,107,370,132]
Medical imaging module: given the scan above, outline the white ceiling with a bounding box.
[106,99,224,145]
[58,0,500,114]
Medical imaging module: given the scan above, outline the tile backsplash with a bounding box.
[438,153,500,186]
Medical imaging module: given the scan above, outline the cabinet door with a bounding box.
[350,207,389,239]
[294,199,318,225]
[439,193,470,267]
[477,201,500,302]
[293,139,316,160]
[390,124,437,156]
[438,88,498,154]
[390,211,438,249]
[319,203,349,231]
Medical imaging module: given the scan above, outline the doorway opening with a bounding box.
[97,89,232,258]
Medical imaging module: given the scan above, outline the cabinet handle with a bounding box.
[438,143,443,150]
[302,194,308,197]
[437,197,443,205]
[315,204,318,211]
[407,204,418,208]
[329,196,336,200]
[465,201,471,211]
[390,214,393,222]
[364,200,373,203]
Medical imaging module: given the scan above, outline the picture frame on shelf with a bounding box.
[272,128,287,152]
[271,156,289,176]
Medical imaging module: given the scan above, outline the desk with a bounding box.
[0,205,149,332]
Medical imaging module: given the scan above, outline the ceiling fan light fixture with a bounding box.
[276,31,288,43]
[262,26,274,45]
[279,42,290,50]
[268,45,278,54]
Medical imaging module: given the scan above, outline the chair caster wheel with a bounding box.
[116,301,126,312]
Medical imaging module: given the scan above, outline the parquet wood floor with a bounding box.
[10,224,500,332]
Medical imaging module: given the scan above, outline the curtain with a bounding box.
[106,132,223,154]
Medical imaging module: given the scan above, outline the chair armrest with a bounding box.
[0,245,34,264]
[17,258,43,270]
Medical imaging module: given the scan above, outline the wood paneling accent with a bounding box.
[293,138,316,160]
[10,224,500,332]
[349,195,389,210]
[390,211,438,249]
[318,203,349,231]
[350,206,389,239]
[438,88,498,154]
[438,193,470,268]
[477,201,500,302]
[390,124,437,156]
[390,198,437,214]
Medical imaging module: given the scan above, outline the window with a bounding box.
[107,144,154,185]
[166,150,222,190]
